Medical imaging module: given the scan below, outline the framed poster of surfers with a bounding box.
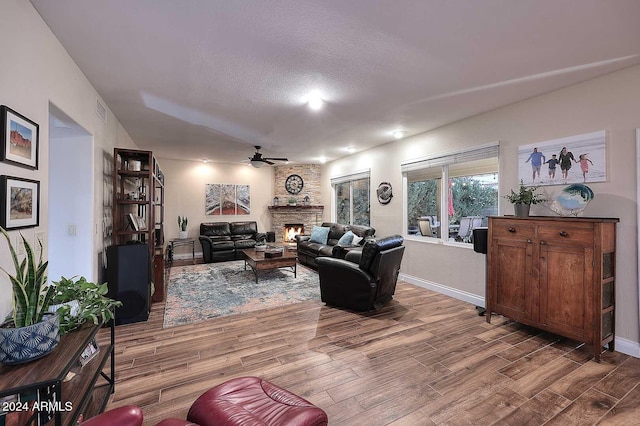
[1,105,39,169]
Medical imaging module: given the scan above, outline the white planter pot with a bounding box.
[179,231,188,239]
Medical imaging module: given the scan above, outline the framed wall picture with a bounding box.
[518,130,606,186]
[1,106,39,169]
[1,175,40,229]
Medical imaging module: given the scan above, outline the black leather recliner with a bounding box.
[199,221,265,262]
[315,235,405,311]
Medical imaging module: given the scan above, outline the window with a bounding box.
[403,144,499,243]
[332,171,370,226]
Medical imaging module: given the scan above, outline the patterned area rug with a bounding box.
[163,260,320,328]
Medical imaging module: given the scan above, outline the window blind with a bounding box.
[330,169,370,185]
[400,143,499,173]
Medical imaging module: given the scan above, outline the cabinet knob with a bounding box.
[527,239,532,243]
[559,231,568,237]
[540,241,546,245]
[508,227,516,233]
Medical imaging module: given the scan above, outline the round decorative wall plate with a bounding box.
[550,183,594,217]
[377,182,393,204]
[285,174,304,194]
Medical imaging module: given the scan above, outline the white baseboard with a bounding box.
[615,336,640,358]
[399,273,640,359]
[399,273,485,307]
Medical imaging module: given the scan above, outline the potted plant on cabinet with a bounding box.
[504,179,547,217]
[49,276,121,335]
[0,227,59,365]
[178,215,188,239]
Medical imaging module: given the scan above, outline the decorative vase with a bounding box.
[0,313,60,365]
[179,230,188,239]
[514,203,530,218]
[255,244,266,252]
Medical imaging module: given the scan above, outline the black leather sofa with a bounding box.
[295,222,375,268]
[316,235,405,311]
[199,221,265,262]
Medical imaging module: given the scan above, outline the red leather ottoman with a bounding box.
[157,376,328,426]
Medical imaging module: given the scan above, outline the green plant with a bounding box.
[51,276,121,334]
[0,227,54,327]
[288,197,297,204]
[504,180,547,205]
[178,215,188,231]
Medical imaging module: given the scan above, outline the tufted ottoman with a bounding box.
[157,376,328,426]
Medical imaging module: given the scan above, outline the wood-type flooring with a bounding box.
[98,261,640,425]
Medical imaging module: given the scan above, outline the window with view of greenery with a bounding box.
[334,175,370,226]
[403,145,499,243]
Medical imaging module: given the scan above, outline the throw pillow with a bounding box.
[309,226,330,244]
[337,230,355,246]
[351,235,364,246]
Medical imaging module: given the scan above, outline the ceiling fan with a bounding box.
[248,146,288,168]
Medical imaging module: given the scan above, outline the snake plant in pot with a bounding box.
[0,227,59,365]
[178,215,188,239]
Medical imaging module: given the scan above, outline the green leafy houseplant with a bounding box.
[0,227,54,327]
[504,180,546,205]
[51,276,122,334]
[178,215,188,231]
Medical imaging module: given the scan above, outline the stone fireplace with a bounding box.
[268,205,324,242]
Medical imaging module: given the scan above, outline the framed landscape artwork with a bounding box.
[518,130,606,186]
[1,175,40,229]
[205,184,251,215]
[1,106,39,169]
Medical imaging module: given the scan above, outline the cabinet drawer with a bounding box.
[491,221,535,240]
[537,226,593,246]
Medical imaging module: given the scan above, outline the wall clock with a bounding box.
[285,174,304,194]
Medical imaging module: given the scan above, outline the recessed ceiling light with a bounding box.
[391,130,406,139]
[305,91,324,111]
[318,156,327,164]
[202,159,208,163]
[346,147,356,153]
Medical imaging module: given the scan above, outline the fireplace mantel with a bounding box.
[268,205,324,210]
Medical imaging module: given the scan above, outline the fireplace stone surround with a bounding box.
[268,206,324,242]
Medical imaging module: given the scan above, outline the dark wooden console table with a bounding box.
[0,320,115,425]
[168,238,196,264]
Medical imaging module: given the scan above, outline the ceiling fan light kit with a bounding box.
[249,146,288,167]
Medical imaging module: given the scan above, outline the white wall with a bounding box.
[161,159,274,257]
[0,0,137,320]
[49,135,93,281]
[323,64,640,356]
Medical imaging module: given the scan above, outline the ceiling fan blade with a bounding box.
[265,160,275,165]
[264,157,288,161]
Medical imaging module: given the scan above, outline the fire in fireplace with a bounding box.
[284,223,304,242]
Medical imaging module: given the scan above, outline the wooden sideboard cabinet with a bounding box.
[486,216,618,362]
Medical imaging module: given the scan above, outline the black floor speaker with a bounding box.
[106,244,150,325]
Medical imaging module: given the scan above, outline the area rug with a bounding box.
[163,260,320,328]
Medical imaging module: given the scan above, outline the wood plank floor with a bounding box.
[97,262,640,425]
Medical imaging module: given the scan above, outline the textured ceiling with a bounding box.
[31,0,640,165]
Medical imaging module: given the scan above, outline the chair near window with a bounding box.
[456,216,483,243]
[316,235,405,311]
[417,216,439,237]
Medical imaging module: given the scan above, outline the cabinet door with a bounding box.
[539,242,593,340]
[490,237,534,322]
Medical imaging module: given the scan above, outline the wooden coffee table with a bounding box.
[241,245,298,283]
